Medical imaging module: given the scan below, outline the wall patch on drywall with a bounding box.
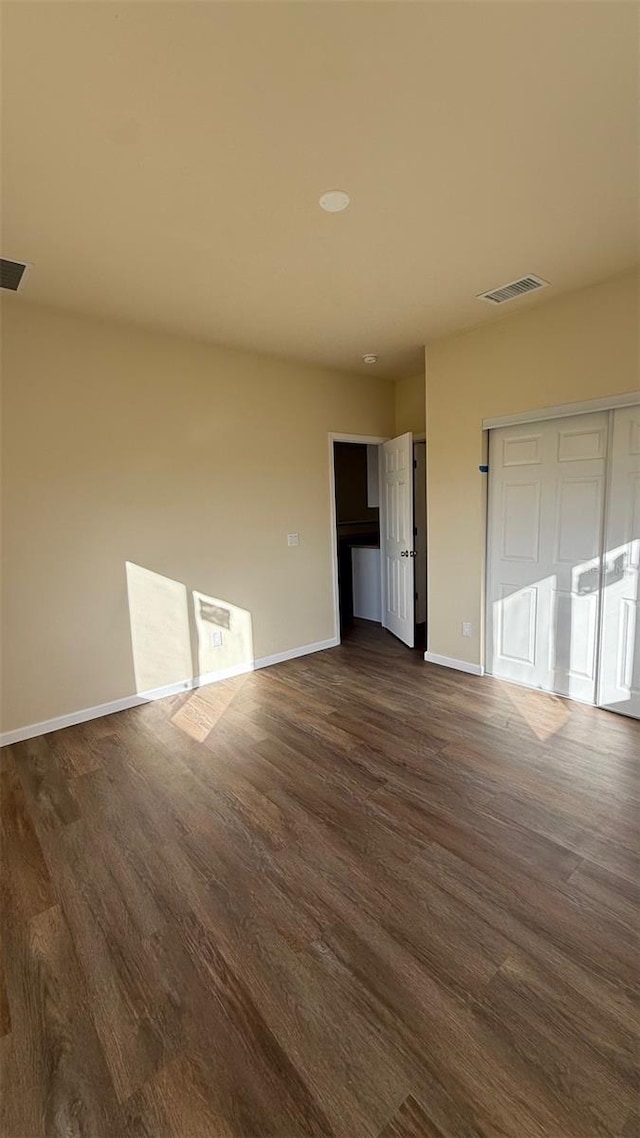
[0,258,31,292]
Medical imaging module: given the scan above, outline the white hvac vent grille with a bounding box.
[477,274,548,305]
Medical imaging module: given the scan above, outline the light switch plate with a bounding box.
[462,622,472,638]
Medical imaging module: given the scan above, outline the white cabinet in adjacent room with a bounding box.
[352,546,382,623]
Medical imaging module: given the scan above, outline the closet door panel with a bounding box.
[487,412,608,702]
[598,406,640,719]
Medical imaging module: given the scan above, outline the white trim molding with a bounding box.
[254,637,339,671]
[0,695,148,748]
[424,651,484,676]
[329,432,389,445]
[482,391,640,431]
[0,636,339,747]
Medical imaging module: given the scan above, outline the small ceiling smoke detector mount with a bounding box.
[319,190,350,213]
[362,354,378,365]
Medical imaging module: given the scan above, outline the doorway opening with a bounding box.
[329,433,427,653]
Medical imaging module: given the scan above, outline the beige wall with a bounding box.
[1,300,394,732]
[426,269,640,667]
[394,372,426,436]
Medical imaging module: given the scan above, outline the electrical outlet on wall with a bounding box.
[211,629,223,647]
[462,622,472,638]
[287,533,300,546]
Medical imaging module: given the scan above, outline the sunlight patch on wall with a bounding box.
[171,593,254,741]
[126,562,192,694]
[193,589,253,679]
[125,565,256,741]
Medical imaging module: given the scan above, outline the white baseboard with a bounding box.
[423,651,484,677]
[254,637,338,671]
[0,695,148,748]
[0,636,340,747]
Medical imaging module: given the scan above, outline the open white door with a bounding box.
[379,431,414,647]
[598,405,640,719]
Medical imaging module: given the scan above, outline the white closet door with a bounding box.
[487,412,608,702]
[598,405,640,719]
[379,431,414,647]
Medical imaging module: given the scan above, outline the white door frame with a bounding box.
[328,432,389,643]
[482,391,640,687]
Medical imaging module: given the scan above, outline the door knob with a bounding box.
[400,550,408,557]
[409,551,416,558]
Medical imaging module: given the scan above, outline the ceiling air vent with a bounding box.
[1,258,30,292]
[477,274,548,306]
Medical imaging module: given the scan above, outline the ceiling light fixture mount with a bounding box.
[319,190,350,213]
[362,354,378,365]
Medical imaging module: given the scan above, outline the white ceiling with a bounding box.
[2,1,638,378]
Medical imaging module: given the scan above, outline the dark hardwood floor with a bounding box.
[2,621,639,1137]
